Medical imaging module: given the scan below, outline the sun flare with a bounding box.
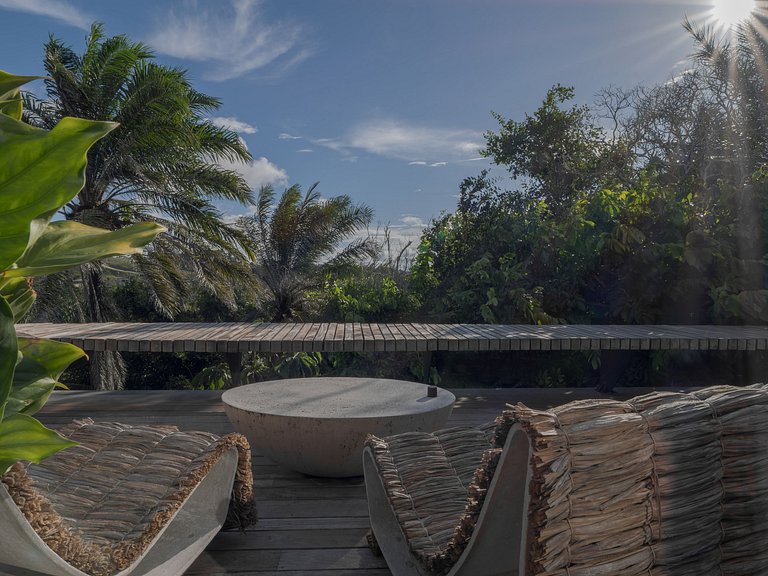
[712,0,757,27]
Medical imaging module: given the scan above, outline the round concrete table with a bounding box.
[222,377,455,477]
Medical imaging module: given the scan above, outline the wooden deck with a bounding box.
[36,386,693,576]
[18,322,768,353]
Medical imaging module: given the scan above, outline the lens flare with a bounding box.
[712,0,757,27]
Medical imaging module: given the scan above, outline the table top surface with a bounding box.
[221,377,455,419]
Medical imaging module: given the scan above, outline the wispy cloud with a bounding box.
[316,119,483,164]
[210,116,258,134]
[146,0,311,81]
[297,149,314,153]
[0,0,91,29]
[278,132,303,140]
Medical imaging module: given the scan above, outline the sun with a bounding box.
[712,0,757,27]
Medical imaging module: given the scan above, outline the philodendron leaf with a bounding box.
[0,277,36,321]
[0,413,76,475]
[0,114,117,272]
[0,71,43,121]
[17,338,86,378]
[0,90,23,120]
[0,297,17,418]
[9,221,166,278]
[6,338,85,417]
[0,71,42,99]
[5,377,55,418]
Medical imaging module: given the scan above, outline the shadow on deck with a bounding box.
[37,386,691,576]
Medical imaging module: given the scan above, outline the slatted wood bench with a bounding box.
[17,323,768,387]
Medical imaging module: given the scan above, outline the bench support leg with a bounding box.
[421,351,433,384]
[225,353,243,387]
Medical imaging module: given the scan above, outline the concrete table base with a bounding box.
[222,377,455,477]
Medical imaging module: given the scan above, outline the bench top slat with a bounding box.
[15,323,768,353]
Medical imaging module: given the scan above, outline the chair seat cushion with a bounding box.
[366,423,499,574]
[1,419,256,576]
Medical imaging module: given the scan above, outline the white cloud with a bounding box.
[209,116,258,134]
[222,156,288,189]
[146,0,310,81]
[297,149,314,153]
[279,132,303,140]
[241,157,288,188]
[429,162,448,167]
[0,0,91,29]
[316,119,483,164]
[400,215,426,228]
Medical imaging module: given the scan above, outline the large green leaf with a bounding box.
[5,377,55,418]
[6,338,85,417]
[0,413,76,475]
[0,71,42,98]
[0,277,36,321]
[0,89,23,120]
[0,72,43,121]
[0,298,17,419]
[0,114,117,272]
[17,338,85,378]
[9,220,166,278]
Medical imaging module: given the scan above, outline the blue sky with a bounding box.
[0,0,728,245]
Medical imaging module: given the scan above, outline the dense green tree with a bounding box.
[239,183,376,322]
[412,18,768,388]
[482,85,633,216]
[23,24,255,389]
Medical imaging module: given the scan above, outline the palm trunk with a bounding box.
[81,263,126,390]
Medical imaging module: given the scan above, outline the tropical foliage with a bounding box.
[0,70,163,472]
[323,275,418,322]
[23,24,255,389]
[16,16,768,392]
[410,19,768,386]
[238,183,376,321]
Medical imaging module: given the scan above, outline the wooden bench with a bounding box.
[17,322,768,388]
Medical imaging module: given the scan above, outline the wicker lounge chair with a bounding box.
[363,384,768,576]
[0,419,256,576]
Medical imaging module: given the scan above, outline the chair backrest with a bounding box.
[0,420,256,576]
[493,384,768,576]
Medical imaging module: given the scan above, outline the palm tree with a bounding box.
[239,183,376,322]
[682,15,768,180]
[23,24,256,389]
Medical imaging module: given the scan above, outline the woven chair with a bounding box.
[0,419,256,576]
[363,384,768,576]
